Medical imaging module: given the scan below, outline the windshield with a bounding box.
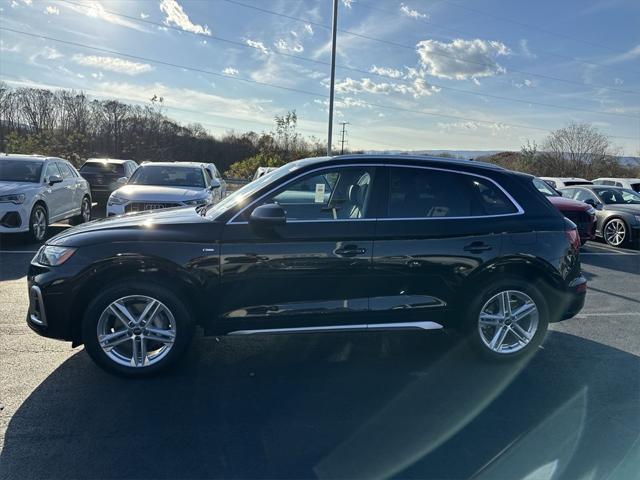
[594,187,640,205]
[128,165,205,188]
[533,178,558,197]
[0,160,43,183]
[80,161,125,175]
[206,161,301,218]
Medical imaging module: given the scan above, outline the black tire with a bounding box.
[28,203,48,243]
[602,218,628,247]
[82,281,195,377]
[70,195,92,226]
[465,276,549,362]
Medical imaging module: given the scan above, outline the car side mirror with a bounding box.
[584,198,603,209]
[48,174,63,185]
[209,178,221,190]
[116,177,128,186]
[249,204,286,227]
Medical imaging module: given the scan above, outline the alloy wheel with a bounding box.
[32,208,47,241]
[478,290,539,354]
[604,219,626,246]
[82,198,91,222]
[96,295,177,368]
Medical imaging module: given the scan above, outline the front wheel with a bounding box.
[28,204,48,243]
[82,281,195,377]
[466,278,549,361]
[603,218,627,247]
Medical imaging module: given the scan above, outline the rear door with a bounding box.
[369,165,521,326]
[217,164,379,331]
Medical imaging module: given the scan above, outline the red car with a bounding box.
[534,178,597,245]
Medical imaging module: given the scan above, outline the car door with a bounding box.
[40,162,66,221]
[217,164,379,331]
[368,165,520,326]
[55,162,79,218]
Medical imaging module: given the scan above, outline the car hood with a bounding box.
[48,206,221,247]
[547,196,591,212]
[113,184,208,201]
[602,204,640,214]
[0,181,40,194]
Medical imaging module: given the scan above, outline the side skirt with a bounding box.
[227,321,443,336]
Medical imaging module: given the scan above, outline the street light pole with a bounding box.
[327,0,339,156]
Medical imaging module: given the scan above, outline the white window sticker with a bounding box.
[314,183,325,203]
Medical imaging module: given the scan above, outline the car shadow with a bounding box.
[1,331,638,479]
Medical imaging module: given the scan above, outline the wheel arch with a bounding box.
[69,257,208,345]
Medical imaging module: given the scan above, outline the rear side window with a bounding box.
[386,168,518,218]
[57,162,74,179]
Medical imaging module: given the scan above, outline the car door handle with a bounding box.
[335,246,367,257]
[463,242,493,253]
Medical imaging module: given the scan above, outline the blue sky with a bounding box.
[1,0,639,154]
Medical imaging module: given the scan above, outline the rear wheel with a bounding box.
[70,196,91,226]
[82,281,195,377]
[603,218,627,247]
[28,204,48,243]
[466,278,549,361]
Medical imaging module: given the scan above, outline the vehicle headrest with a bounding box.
[349,184,362,204]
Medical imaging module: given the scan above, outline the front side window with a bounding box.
[247,167,375,221]
[128,166,205,188]
[43,162,61,180]
[386,167,517,219]
[57,162,73,179]
[573,189,598,203]
[594,188,640,205]
[0,160,43,182]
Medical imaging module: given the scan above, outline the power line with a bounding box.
[221,0,639,96]
[1,29,638,142]
[55,0,638,119]
[352,0,640,76]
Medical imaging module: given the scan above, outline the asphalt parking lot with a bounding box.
[1,221,639,479]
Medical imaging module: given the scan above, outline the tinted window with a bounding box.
[57,162,73,179]
[80,161,125,175]
[44,162,61,180]
[594,188,640,205]
[630,183,640,193]
[0,160,43,182]
[387,168,516,218]
[128,165,205,188]
[252,167,375,221]
[573,189,597,203]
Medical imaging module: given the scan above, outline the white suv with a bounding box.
[0,154,92,242]
[592,177,640,193]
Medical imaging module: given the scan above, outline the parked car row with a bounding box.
[541,176,640,192]
[0,154,227,242]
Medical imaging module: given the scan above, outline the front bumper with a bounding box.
[0,202,29,233]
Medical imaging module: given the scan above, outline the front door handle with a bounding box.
[335,245,367,257]
[463,242,493,253]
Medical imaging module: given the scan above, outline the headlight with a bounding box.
[36,246,76,266]
[184,197,209,205]
[108,193,128,205]
[0,193,26,204]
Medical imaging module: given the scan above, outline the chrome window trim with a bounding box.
[227,162,524,225]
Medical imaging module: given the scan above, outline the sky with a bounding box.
[1,0,639,155]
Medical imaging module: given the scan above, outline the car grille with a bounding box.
[563,211,594,235]
[125,202,182,213]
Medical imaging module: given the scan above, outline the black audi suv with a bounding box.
[27,155,586,376]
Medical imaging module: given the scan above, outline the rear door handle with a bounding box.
[335,246,367,257]
[463,242,493,253]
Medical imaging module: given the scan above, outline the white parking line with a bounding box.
[583,243,638,255]
[576,312,640,317]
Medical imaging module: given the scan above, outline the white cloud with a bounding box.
[519,39,536,59]
[341,0,353,8]
[61,1,146,31]
[304,24,314,35]
[335,76,439,98]
[0,40,20,53]
[140,12,149,19]
[246,39,270,55]
[223,67,239,76]
[416,38,510,80]
[400,3,428,19]
[159,0,211,35]
[44,5,59,15]
[514,78,535,88]
[369,65,403,78]
[613,78,624,86]
[91,72,104,80]
[72,54,154,75]
[607,44,640,64]
[274,39,304,53]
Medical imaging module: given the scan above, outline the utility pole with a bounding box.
[339,122,349,154]
[327,0,339,156]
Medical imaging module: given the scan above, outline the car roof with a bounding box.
[139,162,203,168]
[540,176,590,181]
[561,184,624,190]
[0,153,68,163]
[85,158,133,164]
[593,177,640,182]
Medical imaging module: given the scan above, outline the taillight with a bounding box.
[565,227,580,250]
